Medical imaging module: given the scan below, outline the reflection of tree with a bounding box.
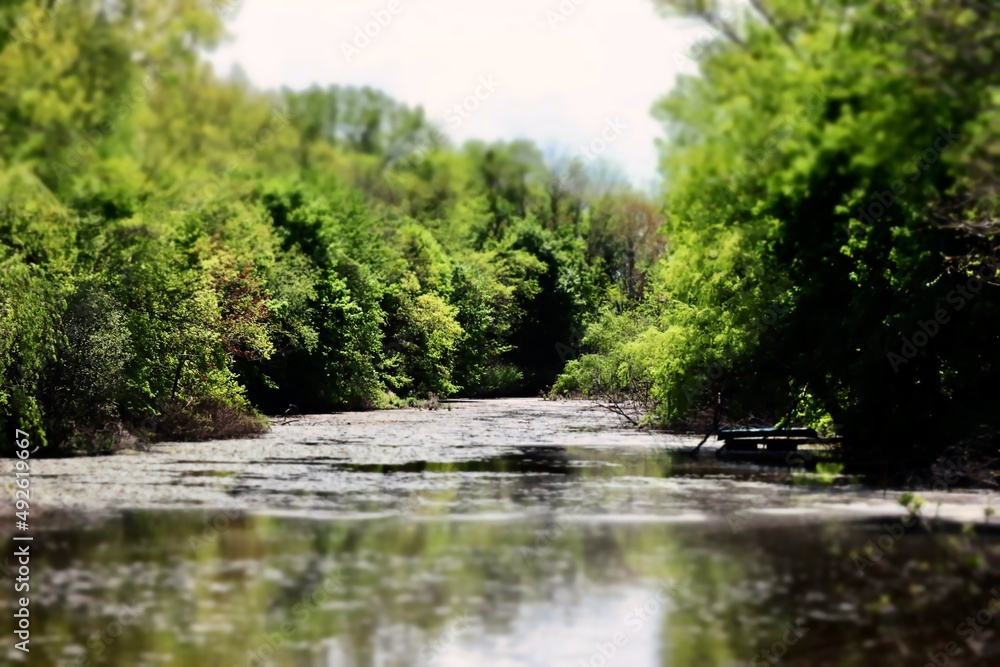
[26,503,1000,666]
[663,523,1000,666]
[25,509,686,666]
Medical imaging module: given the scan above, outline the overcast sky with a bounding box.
[207,0,717,189]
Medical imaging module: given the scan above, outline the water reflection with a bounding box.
[8,509,1000,666]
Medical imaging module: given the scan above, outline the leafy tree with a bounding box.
[0,0,661,452]
[561,0,999,459]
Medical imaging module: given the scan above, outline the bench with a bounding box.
[717,427,819,452]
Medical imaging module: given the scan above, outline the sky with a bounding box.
[206,0,719,189]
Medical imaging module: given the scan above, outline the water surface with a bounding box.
[4,399,999,666]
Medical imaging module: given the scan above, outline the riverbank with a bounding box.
[5,398,996,526]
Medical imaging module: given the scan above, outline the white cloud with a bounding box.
[207,0,713,188]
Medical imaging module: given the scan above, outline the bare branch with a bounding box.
[748,0,801,55]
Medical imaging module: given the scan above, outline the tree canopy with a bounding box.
[2,0,996,461]
[557,0,998,460]
[0,0,660,452]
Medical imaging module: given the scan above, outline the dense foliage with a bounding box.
[557,0,999,459]
[3,0,995,460]
[0,0,661,452]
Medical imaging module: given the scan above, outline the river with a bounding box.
[3,398,999,666]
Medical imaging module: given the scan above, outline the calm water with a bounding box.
[4,399,1000,666]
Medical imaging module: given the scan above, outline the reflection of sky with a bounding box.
[433,587,666,667]
[206,0,719,189]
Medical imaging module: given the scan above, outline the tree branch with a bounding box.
[747,0,800,55]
